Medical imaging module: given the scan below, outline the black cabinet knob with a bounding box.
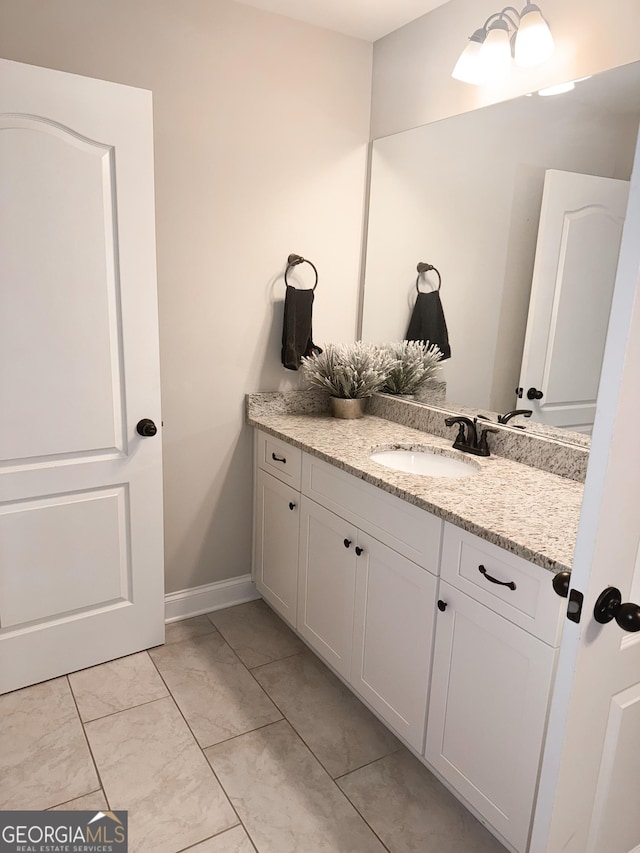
[437,600,447,612]
[355,546,364,556]
[289,502,296,511]
[526,387,544,400]
[136,419,157,437]
[344,539,352,549]
[552,571,571,598]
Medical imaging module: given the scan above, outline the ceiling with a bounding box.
[232,0,452,42]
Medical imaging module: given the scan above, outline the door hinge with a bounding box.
[566,588,584,623]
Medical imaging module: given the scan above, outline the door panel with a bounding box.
[351,532,436,752]
[0,116,124,464]
[426,581,557,852]
[297,497,357,677]
[518,169,629,430]
[254,469,299,626]
[0,59,164,694]
[0,487,130,628]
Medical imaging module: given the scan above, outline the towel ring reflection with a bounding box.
[415,262,442,293]
[285,254,318,291]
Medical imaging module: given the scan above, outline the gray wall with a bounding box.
[0,0,372,593]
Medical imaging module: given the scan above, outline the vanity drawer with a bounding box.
[441,524,563,646]
[256,430,302,489]
[302,453,442,572]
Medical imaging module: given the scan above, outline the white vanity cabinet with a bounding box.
[425,525,564,853]
[251,429,565,851]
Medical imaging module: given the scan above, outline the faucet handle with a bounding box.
[478,427,498,457]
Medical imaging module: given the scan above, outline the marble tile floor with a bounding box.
[0,598,507,853]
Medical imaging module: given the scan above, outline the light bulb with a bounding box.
[515,4,555,67]
[452,30,488,85]
[481,20,512,82]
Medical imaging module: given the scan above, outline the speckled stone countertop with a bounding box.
[247,409,583,574]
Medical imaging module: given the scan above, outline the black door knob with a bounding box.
[527,387,544,400]
[136,418,157,437]
[593,587,640,632]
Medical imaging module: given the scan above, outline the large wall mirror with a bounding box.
[360,61,640,444]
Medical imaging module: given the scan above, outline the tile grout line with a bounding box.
[237,641,393,853]
[65,675,111,811]
[176,824,259,853]
[146,646,259,852]
[46,789,103,812]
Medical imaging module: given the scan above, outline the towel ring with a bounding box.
[415,262,441,293]
[285,254,318,291]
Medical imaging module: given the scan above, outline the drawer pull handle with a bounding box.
[478,565,516,591]
[355,546,364,556]
[271,453,286,463]
[289,502,296,511]
[344,539,352,549]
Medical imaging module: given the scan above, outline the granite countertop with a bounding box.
[247,411,584,574]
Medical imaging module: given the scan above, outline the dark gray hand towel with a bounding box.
[281,285,321,370]
[405,291,451,359]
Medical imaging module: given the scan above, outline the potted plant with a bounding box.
[380,341,443,396]
[302,342,396,418]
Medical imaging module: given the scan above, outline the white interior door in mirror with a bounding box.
[518,169,629,432]
[0,59,164,694]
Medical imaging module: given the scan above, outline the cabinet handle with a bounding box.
[289,502,296,510]
[344,539,352,549]
[437,600,448,612]
[478,564,517,591]
[271,453,286,463]
[355,546,364,556]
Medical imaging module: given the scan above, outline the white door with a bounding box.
[351,532,436,753]
[253,469,299,627]
[0,60,164,694]
[518,170,628,431]
[297,497,357,678]
[529,134,640,851]
[426,581,556,853]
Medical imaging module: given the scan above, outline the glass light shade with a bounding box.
[481,23,512,82]
[452,36,487,85]
[515,5,555,67]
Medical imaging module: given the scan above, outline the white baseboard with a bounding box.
[165,574,260,623]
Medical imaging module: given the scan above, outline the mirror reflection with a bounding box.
[360,61,640,442]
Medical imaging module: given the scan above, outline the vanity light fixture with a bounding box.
[452,3,554,86]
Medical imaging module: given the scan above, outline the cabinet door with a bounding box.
[351,532,437,752]
[426,581,557,853]
[297,497,357,678]
[254,469,300,627]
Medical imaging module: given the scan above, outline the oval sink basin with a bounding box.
[369,447,479,479]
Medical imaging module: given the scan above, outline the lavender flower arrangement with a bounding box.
[302,342,396,399]
[380,341,443,395]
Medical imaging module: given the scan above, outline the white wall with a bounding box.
[0,0,372,593]
[371,0,640,138]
